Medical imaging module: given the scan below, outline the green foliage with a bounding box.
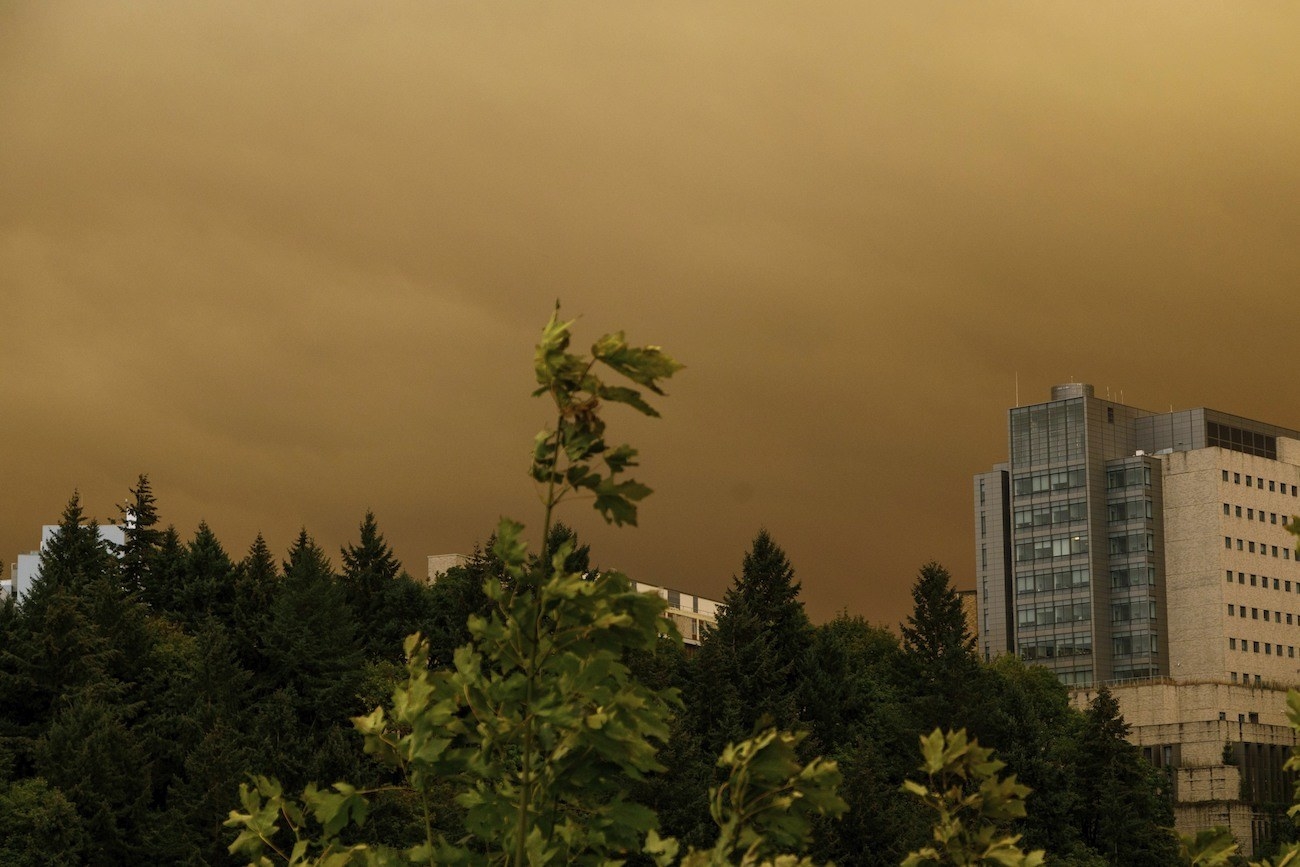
[669,729,846,867]
[226,309,855,867]
[0,777,89,866]
[690,531,813,758]
[1075,687,1178,866]
[900,729,1045,867]
[899,562,980,735]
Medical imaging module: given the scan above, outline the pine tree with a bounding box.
[175,522,236,629]
[230,533,279,676]
[339,511,410,659]
[1076,686,1179,865]
[260,531,363,731]
[899,561,981,733]
[118,474,163,597]
[690,530,813,757]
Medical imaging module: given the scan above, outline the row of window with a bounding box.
[1013,498,1154,530]
[1017,601,1091,628]
[1110,531,1154,556]
[1226,571,1296,591]
[1113,565,1157,589]
[1014,501,1087,530]
[1113,633,1159,656]
[1108,498,1153,523]
[1107,466,1152,490]
[1227,604,1300,625]
[1230,673,1266,686]
[1225,537,1292,559]
[1223,503,1290,525]
[1015,534,1088,562]
[1228,637,1298,658]
[1113,599,1156,623]
[1014,468,1086,496]
[1020,636,1092,660]
[1015,564,1157,595]
[1015,566,1091,594]
[1208,421,1278,459]
[1223,469,1297,496]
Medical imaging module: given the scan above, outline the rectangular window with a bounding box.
[1236,505,1243,517]
[1230,638,1237,650]
[1252,608,1259,619]
[1265,610,1271,622]
[1249,508,1255,520]
[1255,641,1261,652]
[1249,541,1255,553]
[1248,476,1254,487]
[1291,647,1296,658]
[1272,513,1279,524]
[1257,675,1263,685]
[1287,549,1292,561]
[1271,480,1277,492]
[1232,672,1238,683]
[1273,546,1279,557]
[1266,643,1272,655]
[1235,473,1242,484]
[1223,470,1230,481]
[1238,539,1245,550]
[1227,570,1235,583]
[1239,572,1246,584]
[1224,503,1231,515]
[1293,485,1297,496]
[1229,604,1236,616]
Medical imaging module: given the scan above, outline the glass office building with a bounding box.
[975,383,1300,688]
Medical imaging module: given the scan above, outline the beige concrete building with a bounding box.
[632,581,720,647]
[1073,679,1295,856]
[976,385,1300,853]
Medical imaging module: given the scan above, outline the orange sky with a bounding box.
[3,3,1299,627]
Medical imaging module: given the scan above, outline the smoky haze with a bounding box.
[2,3,1299,626]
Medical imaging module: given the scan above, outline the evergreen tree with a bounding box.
[33,696,152,863]
[175,522,237,628]
[230,533,280,675]
[340,511,422,659]
[118,474,163,597]
[802,615,927,866]
[899,561,981,733]
[689,530,813,757]
[251,530,364,785]
[1076,686,1179,866]
[0,777,89,866]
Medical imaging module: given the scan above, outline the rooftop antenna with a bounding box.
[1015,371,1019,407]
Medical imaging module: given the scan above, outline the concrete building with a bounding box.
[975,383,1300,853]
[427,553,470,583]
[3,523,126,601]
[631,581,720,648]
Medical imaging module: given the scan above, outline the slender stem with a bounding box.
[513,410,566,867]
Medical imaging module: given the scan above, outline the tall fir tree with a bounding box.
[898,561,981,733]
[118,474,163,597]
[1075,686,1179,866]
[339,511,418,659]
[689,529,813,757]
[174,522,237,629]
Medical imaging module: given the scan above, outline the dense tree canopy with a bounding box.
[0,484,1189,865]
